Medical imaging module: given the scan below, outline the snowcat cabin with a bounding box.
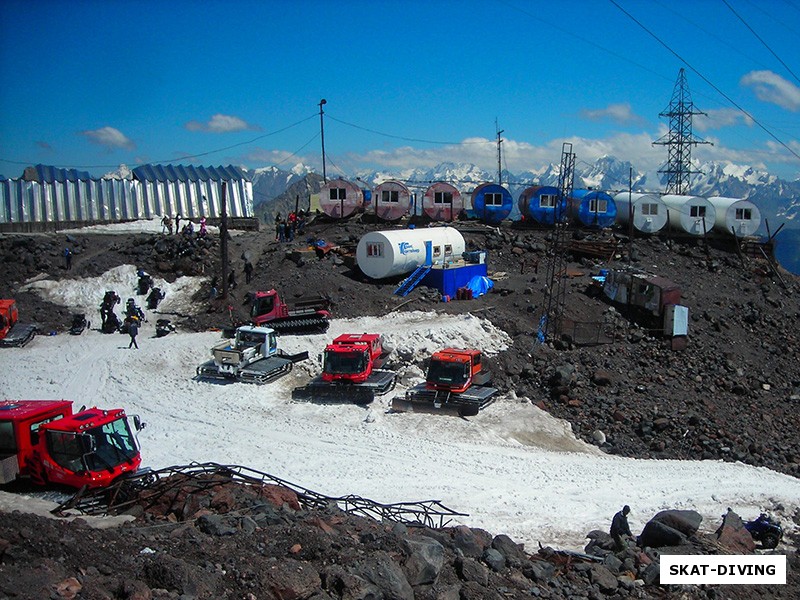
[41,407,142,489]
[322,334,383,383]
[0,400,74,484]
[236,327,276,353]
[0,300,19,339]
[425,349,483,394]
[250,290,278,323]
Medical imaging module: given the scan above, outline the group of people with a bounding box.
[274,210,305,243]
[161,214,208,237]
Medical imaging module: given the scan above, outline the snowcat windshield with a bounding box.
[427,359,469,386]
[47,418,137,473]
[251,295,274,318]
[324,351,367,375]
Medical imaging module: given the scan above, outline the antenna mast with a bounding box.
[652,69,712,195]
[496,120,504,185]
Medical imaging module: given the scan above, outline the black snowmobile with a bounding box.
[155,318,176,337]
[69,313,89,335]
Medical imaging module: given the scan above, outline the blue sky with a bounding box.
[1,0,799,180]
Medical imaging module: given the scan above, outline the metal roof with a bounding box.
[23,164,94,183]
[131,164,250,183]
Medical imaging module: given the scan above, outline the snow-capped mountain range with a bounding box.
[250,156,800,227]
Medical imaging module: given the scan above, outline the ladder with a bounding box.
[394,265,431,296]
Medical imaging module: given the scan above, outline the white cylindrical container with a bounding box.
[356,226,466,279]
[661,194,716,235]
[613,192,668,234]
[708,196,762,237]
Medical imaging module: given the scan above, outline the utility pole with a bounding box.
[220,181,229,299]
[318,99,327,183]
[496,120,504,185]
[653,69,712,195]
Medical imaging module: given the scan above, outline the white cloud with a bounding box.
[694,108,753,132]
[186,113,258,133]
[80,126,134,150]
[740,70,800,112]
[579,102,645,125]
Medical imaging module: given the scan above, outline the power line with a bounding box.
[722,0,800,85]
[608,0,800,163]
[325,114,493,146]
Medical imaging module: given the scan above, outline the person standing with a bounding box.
[175,213,181,234]
[610,505,632,551]
[244,260,253,284]
[128,316,140,349]
[63,247,73,271]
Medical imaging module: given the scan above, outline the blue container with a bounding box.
[470,183,513,224]
[570,189,617,228]
[517,185,568,225]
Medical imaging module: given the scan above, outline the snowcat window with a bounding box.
[237,331,265,348]
[47,431,85,473]
[0,422,16,455]
[427,360,470,385]
[324,351,366,375]
[83,419,137,472]
[251,295,274,318]
[434,192,453,205]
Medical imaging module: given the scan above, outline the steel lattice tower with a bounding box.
[653,68,712,195]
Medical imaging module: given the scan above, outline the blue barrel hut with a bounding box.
[470,183,513,224]
[517,185,567,225]
[569,189,617,228]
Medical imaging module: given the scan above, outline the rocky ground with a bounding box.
[1,216,799,599]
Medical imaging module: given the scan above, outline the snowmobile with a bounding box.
[146,287,165,310]
[68,313,89,335]
[155,319,175,338]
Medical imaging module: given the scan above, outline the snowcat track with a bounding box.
[269,317,330,335]
[391,387,498,417]
[292,371,396,405]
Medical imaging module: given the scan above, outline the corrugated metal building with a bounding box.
[0,163,253,227]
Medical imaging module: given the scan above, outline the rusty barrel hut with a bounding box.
[421,182,463,221]
[518,185,567,226]
[661,194,716,236]
[613,192,668,234]
[708,196,762,237]
[569,189,617,229]
[372,180,412,221]
[319,178,365,219]
[470,183,514,224]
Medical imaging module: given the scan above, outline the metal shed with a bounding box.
[470,183,513,224]
[422,182,464,221]
[707,196,762,237]
[319,178,364,219]
[517,185,567,225]
[613,192,668,234]
[569,189,617,229]
[661,194,716,236]
[371,180,412,221]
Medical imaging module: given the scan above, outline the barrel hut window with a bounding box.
[434,191,453,204]
[433,245,442,257]
[690,205,706,218]
[444,244,452,255]
[736,208,752,220]
[381,190,399,203]
[366,242,383,257]
[642,203,658,216]
[540,194,556,208]
[330,187,346,200]
[485,193,503,206]
[590,199,608,213]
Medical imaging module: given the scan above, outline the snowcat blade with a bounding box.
[391,386,498,417]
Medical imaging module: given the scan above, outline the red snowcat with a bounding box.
[292,333,396,404]
[0,300,37,347]
[250,289,331,334]
[391,348,498,417]
[0,400,145,490]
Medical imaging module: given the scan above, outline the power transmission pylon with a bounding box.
[537,142,575,344]
[653,68,712,195]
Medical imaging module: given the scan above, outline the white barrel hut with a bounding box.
[613,192,668,234]
[356,226,465,280]
[708,196,762,237]
[661,194,716,235]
